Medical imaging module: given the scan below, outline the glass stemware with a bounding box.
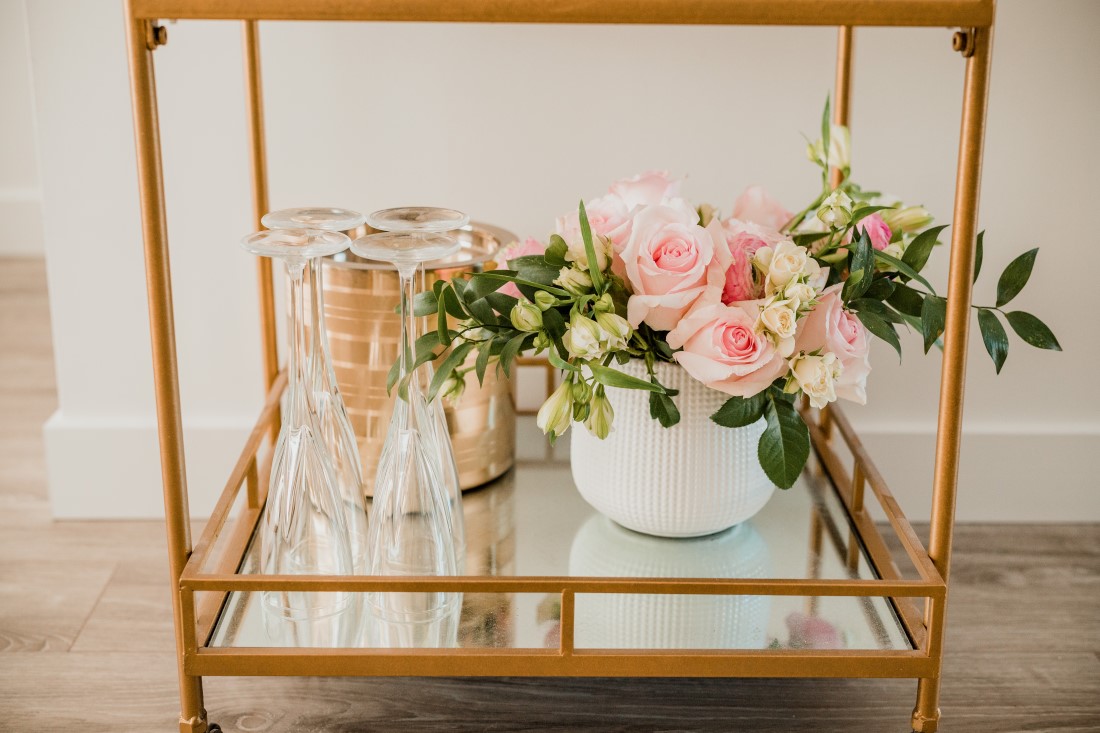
[366,207,470,563]
[350,228,463,633]
[240,228,355,622]
[261,207,369,572]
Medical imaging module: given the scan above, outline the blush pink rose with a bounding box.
[849,212,893,251]
[555,194,633,250]
[731,185,793,231]
[608,170,682,211]
[707,219,789,305]
[785,612,843,650]
[795,284,871,404]
[622,206,719,332]
[666,300,788,398]
[496,237,546,298]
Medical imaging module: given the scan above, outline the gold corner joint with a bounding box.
[952,28,976,57]
[146,21,168,50]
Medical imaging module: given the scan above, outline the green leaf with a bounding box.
[498,332,530,378]
[385,359,400,395]
[428,342,474,401]
[843,230,875,302]
[973,230,984,284]
[545,235,568,267]
[996,248,1038,307]
[590,364,665,393]
[1005,311,1062,351]
[413,289,439,316]
[474,340,491,384]
[465,272,511,301]
[793,231,832,248]
[820,95,831,168]
[874,250,937,294]
[977,308,1009,373]
[850,205,893,226]
[541,307,567,341]
[547,348,579,372]
[436,295,451,345]
[758,397,810,489]
[439,287,467,319]
[711,393,767,428]
[475,270,569,296]
[577,200,605,293]
[921,295,947,354]
[484,291,519,317]
[887,283,925,317]
[902,224,949,274]
[649,390,681,428]
[852,298,904,324]
[863,276,896,302]
[465,296,496,324]
[856,309,902,359]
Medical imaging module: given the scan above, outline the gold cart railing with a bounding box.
[123,2,994,732]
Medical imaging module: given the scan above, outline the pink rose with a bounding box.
[666,301,788,398]
[608,170,682,211]
[731,185,793,231]
[849,212,892,251]
[708,219,789,305]
[555,195,633,250]
[795,284,871,404]
[496,237,546,298]
[785,612,842,650]
[622,206,719,332]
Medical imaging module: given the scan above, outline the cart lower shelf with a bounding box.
[198,417,928,678]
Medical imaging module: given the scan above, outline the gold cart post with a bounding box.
[912,20,995,733]
[242,20,281,441]
[122,5,210,733]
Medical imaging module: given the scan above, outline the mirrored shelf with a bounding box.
[209,418,911,653]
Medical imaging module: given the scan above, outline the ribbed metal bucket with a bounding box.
[314,222,517,494]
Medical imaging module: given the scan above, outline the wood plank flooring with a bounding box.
[1,257,1097,732]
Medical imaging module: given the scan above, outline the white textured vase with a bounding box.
[570,360,775,538]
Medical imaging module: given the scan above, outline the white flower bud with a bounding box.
[536,380,573,439]
[816,190,854,229]
[584,391,615,439]
[555,266,593,295]
[510,301,543,332]
[562,312,606,359]
[440,373,465,403]
[534,290,558,311]
[593,292,615,314]
[595,310,632,349]
[565,232,613,272]
[881,205,933,234]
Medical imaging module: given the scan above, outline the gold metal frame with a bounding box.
[122,3,994,731]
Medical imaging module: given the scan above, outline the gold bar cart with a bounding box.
[122,2,995,731]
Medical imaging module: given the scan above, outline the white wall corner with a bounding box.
[43,410,255,519]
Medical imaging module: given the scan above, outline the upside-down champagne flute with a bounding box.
[261,207,369,573]
[366,207,470,565]
[351,227,463,645]
[239,228,355,626]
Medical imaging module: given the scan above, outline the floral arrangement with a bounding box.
[410,103,1060,488]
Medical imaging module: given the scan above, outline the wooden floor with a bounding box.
[0,256,1097,733]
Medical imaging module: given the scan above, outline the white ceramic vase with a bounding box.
[570,359,775,538]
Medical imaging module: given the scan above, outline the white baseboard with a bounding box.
[0,191,44,254]
[43,410,253,519]
[42,409,1099,522]
[854,429,1100,523]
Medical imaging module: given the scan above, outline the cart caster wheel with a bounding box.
[207,725,222,733]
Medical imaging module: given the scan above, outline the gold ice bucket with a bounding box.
[318,222,518,494]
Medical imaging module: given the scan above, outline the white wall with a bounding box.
[22,0,1100,520]
[0,0,43,253]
